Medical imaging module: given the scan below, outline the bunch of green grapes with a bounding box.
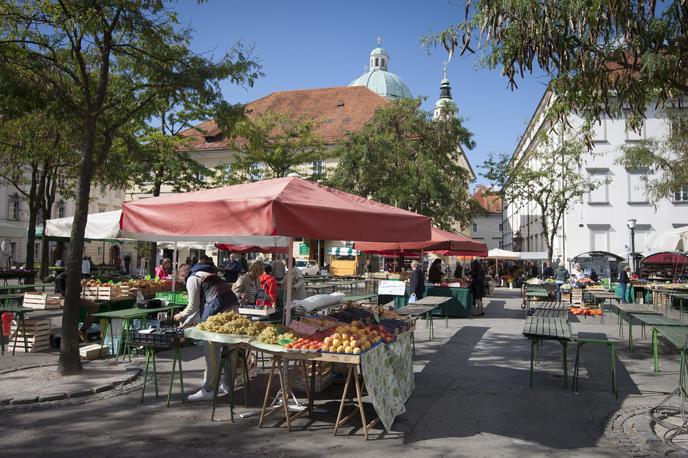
[258,326,279,344]
[197,311,263,335]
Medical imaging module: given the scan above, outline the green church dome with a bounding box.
[349,40,412,100]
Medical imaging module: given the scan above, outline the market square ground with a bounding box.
[0,289,684,457]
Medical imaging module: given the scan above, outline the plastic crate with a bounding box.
[174,292,188,305]
[155,291,177,302]
[127,329,183,348]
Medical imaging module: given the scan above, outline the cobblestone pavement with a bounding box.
[0,289,685,457]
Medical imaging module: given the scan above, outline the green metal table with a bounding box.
[0,283,52,294]
[523,316,572,388]
[613,303,662,350]
[666,292,688,321]
[93,305,183,359]
[397,296,450,340]
[650,325,688,439]
[651,323,688,373]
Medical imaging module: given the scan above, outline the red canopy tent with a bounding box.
[120,177,432,322]
[355,227,488,257]
[642,251,688,265]
[215,243,288,254]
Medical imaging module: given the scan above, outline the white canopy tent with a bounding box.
[486,248,520,260]
[44,210,289,248]
[44,210,289,290]
[484,248,520,278]
[644,226,688,254]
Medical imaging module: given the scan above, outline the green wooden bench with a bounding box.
[523,316,572,388]
[533,308,568,319]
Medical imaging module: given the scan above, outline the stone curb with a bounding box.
[0,364,142,407]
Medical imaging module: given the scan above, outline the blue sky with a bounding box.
[175,0,549,184]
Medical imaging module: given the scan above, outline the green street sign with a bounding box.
[299,242,309,256]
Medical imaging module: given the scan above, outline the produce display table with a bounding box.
[664,291,688,320]
[423,286,473,319]
[522,316,572,388]
[93,305,183,358]
[0,270,33,285]
[184,327,415,439]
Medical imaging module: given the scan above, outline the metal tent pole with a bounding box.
[171,241,178,292]
[285,238,294,325]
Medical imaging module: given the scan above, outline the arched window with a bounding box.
[381,58,385,67]
[375,57,379,67]
[8,194,20,221]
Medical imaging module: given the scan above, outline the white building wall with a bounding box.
[504,95,688,265]
[471,214,502,250]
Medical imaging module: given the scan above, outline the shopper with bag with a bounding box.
[409,260,425,301]
[174,254,239,401]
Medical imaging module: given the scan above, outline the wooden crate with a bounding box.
[81,286,100,300]
[80,344,106,360]
[10,318,51,353]
[96,286,126,300]
[22,292,62,310]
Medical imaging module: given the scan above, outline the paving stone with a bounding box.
[69,389,93,399]
[92,383,114,394]
[9,396,38,405]
[38,393,66,402]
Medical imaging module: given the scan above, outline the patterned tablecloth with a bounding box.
[360,332,414,431]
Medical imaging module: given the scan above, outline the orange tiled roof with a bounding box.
[472,186,502,214]
[179,86,389,150]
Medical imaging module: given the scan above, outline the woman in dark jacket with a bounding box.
[428,258,444,284]
[470,259,485,316]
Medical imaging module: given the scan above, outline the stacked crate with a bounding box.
[23,292,62,310]
[571,288,583,305]
[10,318,51,353]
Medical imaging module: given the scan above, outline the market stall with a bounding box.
[641,251,688,282]
[120,176,432,434]
[355,227,486,317]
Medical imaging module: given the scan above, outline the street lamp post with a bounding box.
[627,219,637,272]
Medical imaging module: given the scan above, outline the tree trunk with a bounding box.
[40,236,50,282]
[58,124,97,376]
[147,180,162,277]
[24,165,40,285]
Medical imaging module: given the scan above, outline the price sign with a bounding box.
[377,280,406,296]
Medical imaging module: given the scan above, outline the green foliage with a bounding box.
[619,112,688,202]
[332,98,476,230]
[0,0,261,375]
[215,110,327,183]
[424,1,688,131]
[481,136,598,261]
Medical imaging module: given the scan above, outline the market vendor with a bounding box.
[232,262,263,305]
[155,258,172,280]
[410,260,425,300]
[258,264,278,307]
[173,254,239,401]
[55,271,99,342]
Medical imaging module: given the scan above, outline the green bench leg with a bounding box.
[167,344,185,408]
[151,347,159,398]
[573,340,617,397]
[653,328,660,373]
[529,339,536,388]
[141,346,152,403]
